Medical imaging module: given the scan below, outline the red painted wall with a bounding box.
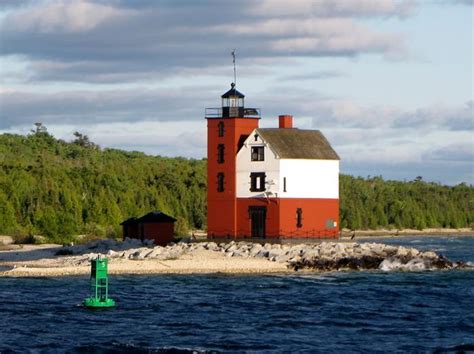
[234,198,339,238]
[278,198,339,238]
[207,117,259,238]
[123,224,139,239]
[141,222,174,246]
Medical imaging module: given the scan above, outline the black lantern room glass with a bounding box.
[221,83,245,117]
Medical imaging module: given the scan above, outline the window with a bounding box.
[217,173,225,192]
[218,122,225,137]
[296,208,303,228]
[283,177,287,192]
[250,172,266,192]
[251,146,264,161]
[217,144,225,163]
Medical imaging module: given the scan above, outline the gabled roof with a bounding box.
[120,212,176,225]
[256,128,340,160]
[221,83,245,98]
[120,217,137,225]
[138,211,177,223]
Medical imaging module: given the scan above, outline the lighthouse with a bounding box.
[205,84,340,239]
[205,83,261,238]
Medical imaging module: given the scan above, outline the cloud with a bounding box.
[0,0,411,84]
[424,143,474,162]
[252,0,415,18]
[3,0,133,33]
[393,101,474,130]
[279,70,346,81]
[0,87,215,129]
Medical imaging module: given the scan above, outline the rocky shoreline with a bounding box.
[0,238,470,277]
[64,238,469,271]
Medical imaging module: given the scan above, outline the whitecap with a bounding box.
[379,257,430,272]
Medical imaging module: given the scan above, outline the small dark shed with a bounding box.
[120,217,139,239]
[121,211,176,246]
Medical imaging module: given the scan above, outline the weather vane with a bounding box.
[231,49,236,87]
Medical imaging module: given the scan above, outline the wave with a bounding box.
[379,257,473,272]
[379,257,431,271]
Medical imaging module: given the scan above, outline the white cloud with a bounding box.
[3,0,133,33]
[252,0,415,18]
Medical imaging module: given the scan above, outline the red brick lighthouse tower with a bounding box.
[205,83,261,238]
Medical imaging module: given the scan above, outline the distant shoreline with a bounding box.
[1,228,473,247]
[338,228,474,239]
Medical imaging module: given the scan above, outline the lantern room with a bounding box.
[221,83,245,118]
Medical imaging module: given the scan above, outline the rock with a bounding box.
[107,250,120,258]
[129,248,153,260]
[274,254,291,263]
[249,244,263,256]
[268,248,284,259]
[226,244,238,253]
[421,251,438,260]
[383,245,398,257]
[407,248,420,258]
[145,247,164,258]
[255,248,270,258]
[396,246,409,258]
[205,242,219,251]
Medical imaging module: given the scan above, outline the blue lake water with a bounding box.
[1,236,473,353]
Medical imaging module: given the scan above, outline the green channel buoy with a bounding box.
[83,256,116,308]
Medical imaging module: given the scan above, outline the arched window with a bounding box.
[218,122,225,137]
[296,208,303,228]
[217,144,225,163]
[217,173,225,192]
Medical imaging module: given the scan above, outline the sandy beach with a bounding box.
[0,244,289,277]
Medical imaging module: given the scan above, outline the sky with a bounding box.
[0,0,472,185]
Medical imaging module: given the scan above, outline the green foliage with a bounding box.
[0,130,472,242]
[0,131,206,243]
[340,175,473,230]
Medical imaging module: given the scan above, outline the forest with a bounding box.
[0,128,472,243]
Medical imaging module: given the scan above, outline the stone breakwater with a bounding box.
[60,238,468,272]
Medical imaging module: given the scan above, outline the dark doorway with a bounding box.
[249,206,266,238]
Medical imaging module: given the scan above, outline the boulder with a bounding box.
[249,243,263,257]
[205,242,219,251]
[145,247,164,259]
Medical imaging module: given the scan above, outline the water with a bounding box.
[1,236,473,353]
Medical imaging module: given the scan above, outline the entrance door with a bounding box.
[249,206,266,238]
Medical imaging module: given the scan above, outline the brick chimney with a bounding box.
[279,114,293,128]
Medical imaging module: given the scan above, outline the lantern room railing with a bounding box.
[205,107,261,119]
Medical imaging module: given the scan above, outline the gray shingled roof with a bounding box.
[256,128,340,160]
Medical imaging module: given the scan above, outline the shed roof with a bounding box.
[256,128,339,160]
[137,211,177,223]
